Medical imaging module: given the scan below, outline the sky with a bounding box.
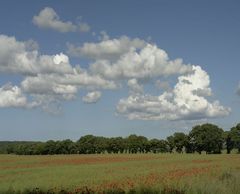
[0,0,240,141]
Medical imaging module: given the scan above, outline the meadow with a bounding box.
[0,154,240,194]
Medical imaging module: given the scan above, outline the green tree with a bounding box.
[43,140,57,155]
[77,135,96,154]
[95,136,108,154]
[149,139,168,153]
[126,135,148,153]
[185,135,194,153]
[172,132,188,153]
[223,131,234,154]
[166,135,175,153]
[189,123,224,154]
[55,139,76,154]
[230,123,240,153]
[106,137,125,153]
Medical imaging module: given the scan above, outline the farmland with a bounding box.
[0,154,240,194]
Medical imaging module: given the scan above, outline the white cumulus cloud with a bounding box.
[117,66,230,120]
[0,83,28,108]
[21,75,78,100]
[82,91,102,103]
[21,69,117,99]
[67,36,146,60]
[127,78,143,94]
[68,36,192,80]
[0,35,118,110]
[0,35,73,75]
[33,7,90,33]
[0,34,231,120]
[89,44,193,80]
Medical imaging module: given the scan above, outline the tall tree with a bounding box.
[106,137,125,154]
[166,135,175,153]
[189,124,224,154]
[172,132,188,153]
[223,131,234,154]
[77,135,97,154]
[149,139,168,153]
[230,123,240,153]
[126,135,148,153]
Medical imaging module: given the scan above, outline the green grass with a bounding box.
[0,154,240,194]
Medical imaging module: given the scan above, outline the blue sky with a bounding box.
[0,0,239,141]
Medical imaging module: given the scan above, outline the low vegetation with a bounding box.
[0,154,240,194]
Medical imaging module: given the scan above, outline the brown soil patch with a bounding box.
[0,155,160,170]
[164,164,219,180]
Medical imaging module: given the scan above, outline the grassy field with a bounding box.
[0,154,240,194]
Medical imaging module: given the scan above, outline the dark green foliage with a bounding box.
[149,139,168,153]
[126,135,148,153]
[166,136,175,153]
[229,123,240,153]
[166,133,190,153]
[172,133,188,153]
[0,141,42,155]
[106,137,125,154]
[223,131,234,154]
[1,122,240,155]
[189,123,224,154]
[77,135,106,154]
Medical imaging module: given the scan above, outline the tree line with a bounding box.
[1,123,240,155]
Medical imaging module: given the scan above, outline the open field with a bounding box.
[0,154,240,194]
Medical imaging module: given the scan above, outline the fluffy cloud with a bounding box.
[0,34,230,120]
[82,91,102,103]
[21,69,117,99]
[0,35,73,75]
[33,7,90,33]
[0,34,79,108]
[68,37,193,81]
[90,44,193,80]
[68,37,192,80]
[67,36,146,60]
[21,75,78,100]
[0,34,118,109]
[0,83,28,108]
[117,66,230,120]
[56,67,118,90]
[127,79,143,94]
